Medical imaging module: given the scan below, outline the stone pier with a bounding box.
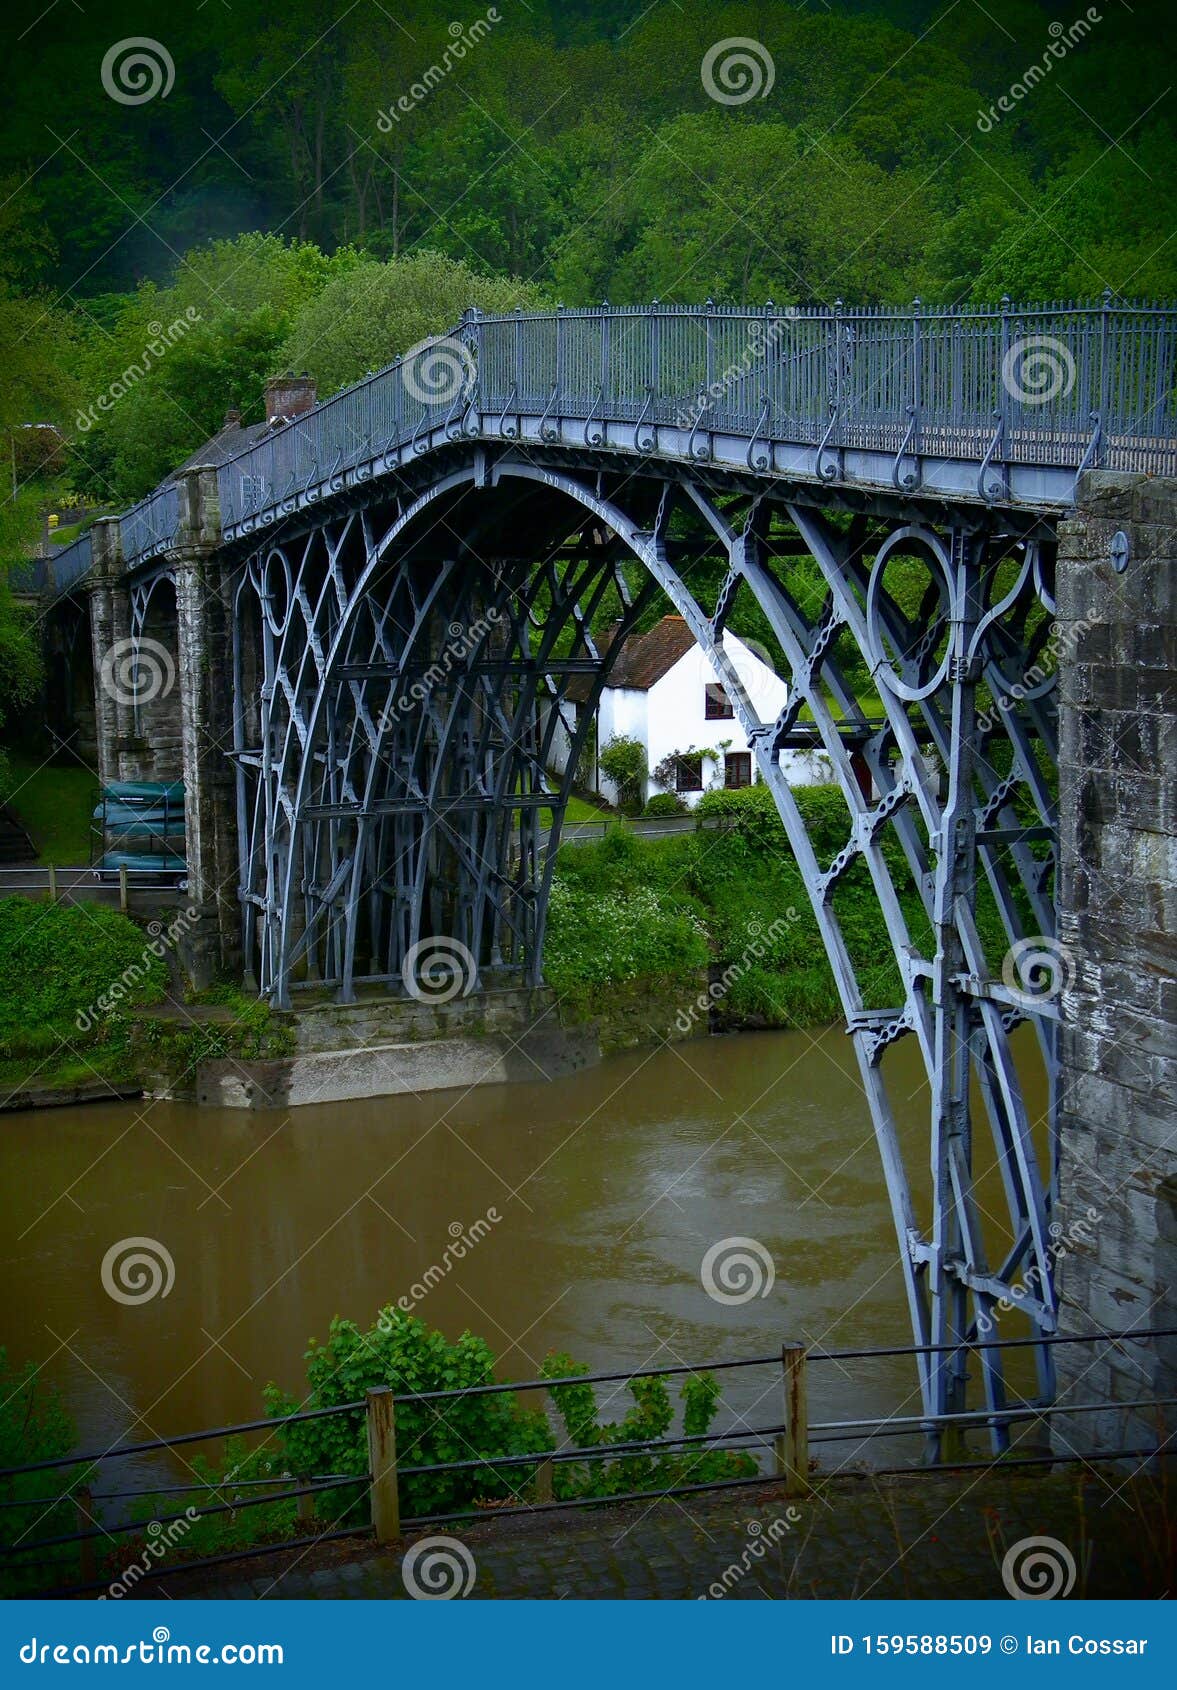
[168,467,241,986]
[1054,471,1177,1451]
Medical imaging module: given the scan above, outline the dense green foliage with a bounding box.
[0,0,1171,521]
[0,898,167,1036]
[259,1308,751,1520]
[547,785,1016,1028]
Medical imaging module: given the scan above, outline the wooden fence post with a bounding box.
[775,1342,808,1495]
[119,862,128,914]
[47,863,57,905]
[365,1386,400,1543]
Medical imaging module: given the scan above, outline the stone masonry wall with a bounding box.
[1054,471,1177,1451]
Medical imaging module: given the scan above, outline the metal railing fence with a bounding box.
[26,298,1177,589]
[2,1326,1173,1594]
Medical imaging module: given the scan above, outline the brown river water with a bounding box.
[1,1026,1048,1488]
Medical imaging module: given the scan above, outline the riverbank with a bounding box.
[0,783,1018,1111]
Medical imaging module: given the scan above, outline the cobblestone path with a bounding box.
[141,1468,1173,1601]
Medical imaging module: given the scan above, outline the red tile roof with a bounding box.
[567,616,697,701]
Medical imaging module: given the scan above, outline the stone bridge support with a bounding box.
[87,518,134,787]
[1054,472,1177,1452]
[168,467,241,986]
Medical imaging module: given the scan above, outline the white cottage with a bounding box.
[550,616,831,809]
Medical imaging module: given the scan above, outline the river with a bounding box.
[1,1025,1047,1488]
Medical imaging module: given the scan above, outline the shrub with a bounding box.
[643,792,686,817]
[597,735,647,813]
[541,1354,755,1499]
[263,1309,553,1521]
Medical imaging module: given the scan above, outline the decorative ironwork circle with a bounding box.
[866,524,954,702]
[261,547,293,636]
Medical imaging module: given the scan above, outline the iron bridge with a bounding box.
[50,298,1177,1449]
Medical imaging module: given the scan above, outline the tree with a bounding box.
[279,250,549,395]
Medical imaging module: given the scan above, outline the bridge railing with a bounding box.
[10,530,93,600]
[119,480,180,565]
[46,298,1176,573]
[2,1325,1173,1593]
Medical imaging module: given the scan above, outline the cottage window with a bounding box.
[724,752,752,789]
[704,683,734,720]
[674,754,704,793]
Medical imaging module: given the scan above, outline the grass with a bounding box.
[2,753,96,865]
[539,793,612,829]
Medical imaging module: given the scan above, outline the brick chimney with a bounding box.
[264,372,316,426]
